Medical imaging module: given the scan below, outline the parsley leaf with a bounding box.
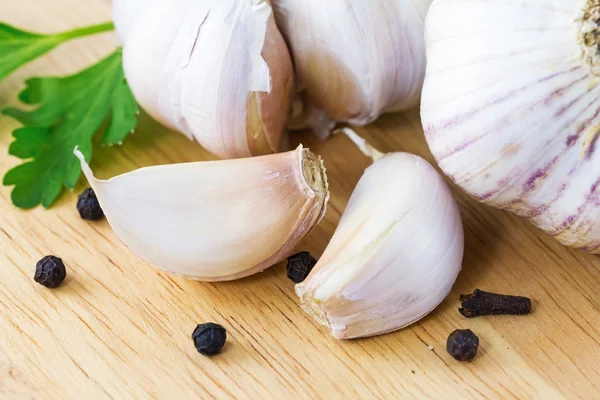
[0,22,114,82]
[2,49,138,209]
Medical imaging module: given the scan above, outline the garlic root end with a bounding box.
[296,285,332,331]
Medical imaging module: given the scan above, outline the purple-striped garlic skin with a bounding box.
[421,0,600,253]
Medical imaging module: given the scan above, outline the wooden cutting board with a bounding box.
[1,1,599,398]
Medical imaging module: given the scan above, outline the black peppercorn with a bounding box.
[192,323,227,356]
[446,329,479,361]
[286,251,317,283]
[77,188,104,221]
[34,256,67,288]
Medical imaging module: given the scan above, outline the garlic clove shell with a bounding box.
[421,0,600,253]
[114,0,294,159]
[74,146,328,281]
[271,0,432,131]
[298,132,463,339]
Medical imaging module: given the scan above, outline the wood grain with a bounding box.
[1,1,599,399]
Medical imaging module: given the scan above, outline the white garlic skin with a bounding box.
[297,153,463,339]
[421,0,600,253]
[112,0,143,43]
[74,146,328,281]
[271,0,432,128]
[113,0,295,159]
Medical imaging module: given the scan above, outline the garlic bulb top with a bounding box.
[421,0,600,253]
[297,130,463,339]
[112,0,143,43]
[74,146,328,281]
[113,0,295,159]
[271,0,432,132]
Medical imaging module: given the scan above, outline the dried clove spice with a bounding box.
[459,289,532,318]
[446,329,479,361]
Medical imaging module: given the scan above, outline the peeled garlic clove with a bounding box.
[271,0,432,132]
[421,0,600,253]
[113,0,295,159]
[74,146,328,281]
[298,130,463,339]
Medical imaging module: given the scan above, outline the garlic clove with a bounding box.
[298,130,464,339]
[114,0,294,159]
[421,0,600,253]
[271,0,432,133]
[74,146,328,281]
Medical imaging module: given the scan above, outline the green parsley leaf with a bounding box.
[2,49,138,209]
[0,22,114,82]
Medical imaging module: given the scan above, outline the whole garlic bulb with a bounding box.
[421,0,600,253]
[298,130,463,339]
[111,0,143,43]
[74,146,328,281]
[271,0,432,135]
[113,0,295,159]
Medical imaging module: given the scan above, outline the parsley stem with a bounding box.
[58,22,115,41]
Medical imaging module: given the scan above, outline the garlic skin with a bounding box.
[421,0,600,253]
[298,131,463,339]
[112,0,144,43]
[74,147,328,281]
[113,0,295,159]
[271,0,432,134]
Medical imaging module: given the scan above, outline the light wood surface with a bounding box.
[1,1,600,399]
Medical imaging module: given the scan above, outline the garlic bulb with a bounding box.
[113,0,295,159]
[74,146,328,281]
[298,130,463,339]
[271,0,432,136]
[111,0,143,43]
[421,0,600,253]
